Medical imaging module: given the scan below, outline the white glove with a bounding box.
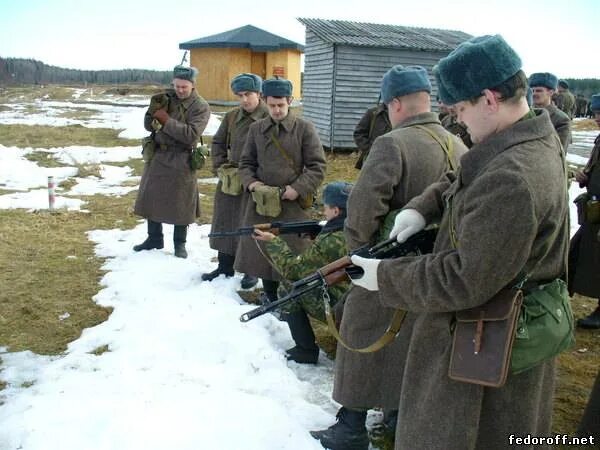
[349,255,381,291]
[389,209,426,243]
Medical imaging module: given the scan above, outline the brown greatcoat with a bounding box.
[134,89,210,225]
[569,134,600,298]
[333,112,467,410]
[235,113,326,280]
[209,103,269,255]
[376,109,568,450]
[353,104,392,169]
[544,103,572,150]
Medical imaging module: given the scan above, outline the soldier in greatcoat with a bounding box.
[569,93,600,328]
[310,66,467,450]
[529,72,572,150]
[202,73,268,288]
[236,78,326,303]
[133,65,210,258]
[351,35,569,450]
[556,79,576,119]
[353,102,391,169]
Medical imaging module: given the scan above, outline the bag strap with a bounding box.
[323,287,407,353]
[225,110,238,152]
[414,125,456,171]
[271,131,301,176]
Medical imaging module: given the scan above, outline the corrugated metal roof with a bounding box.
[179,25,304,52]
[298,18,471,51]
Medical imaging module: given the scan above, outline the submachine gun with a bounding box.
[239,228,437,322]
[208,220,323,239]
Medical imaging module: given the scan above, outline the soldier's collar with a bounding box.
[459,109,554,186]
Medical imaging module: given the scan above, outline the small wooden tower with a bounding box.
[179,25,304,102]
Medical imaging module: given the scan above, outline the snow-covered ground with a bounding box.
[0,93,341,450]
[0,91,596,449]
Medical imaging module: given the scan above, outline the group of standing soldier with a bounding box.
[130,35,599,449]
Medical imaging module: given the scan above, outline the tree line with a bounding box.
[562,79,600,98]
[0,57,171,86]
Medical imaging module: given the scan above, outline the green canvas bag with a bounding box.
[511,278,575,374]
[141,135,155,163]
[251,185,282,217]
[217,164,243,196]
[190,144,209,171]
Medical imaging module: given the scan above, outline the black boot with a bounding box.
[310,407,369,450]
[173,225,188,258]
[133,220,163,252]
[577,304,600,329]
[240,274,259,289]
[285,310,319,364]
[201,252,235,281]
[261,279,280,304]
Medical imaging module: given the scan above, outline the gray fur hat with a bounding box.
[231,73,262,93]
[529,72,558,90]
[380,65,431,104]
[262,78,293,97]
[435,35,522,105]
[173,65,198,82]
[322,181,353,209]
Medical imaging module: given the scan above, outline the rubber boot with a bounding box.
[261,279,279,304]
[133,220,163,252]
[310,407,369,450]
[577,303,600,329]
[201,252,235,281]
[173,225,188,258]
[240,273,259,289]
[285,310,319,364]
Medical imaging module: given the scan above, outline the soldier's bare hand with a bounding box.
[281,185,299,201]
[252,229,276,241]
[248,181,264,192]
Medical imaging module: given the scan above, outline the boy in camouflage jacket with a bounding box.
[253,181,353,364]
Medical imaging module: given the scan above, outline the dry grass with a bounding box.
[572,119,598,131]
[0,124,140,148]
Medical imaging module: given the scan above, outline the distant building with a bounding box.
[298,18,471,149]
[179,25,304,103]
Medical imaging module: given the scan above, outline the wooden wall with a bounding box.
[190,48,302,102]
[302,28,450,149]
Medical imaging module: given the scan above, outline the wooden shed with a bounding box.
[179,25,304,103]
[298,18,471,149]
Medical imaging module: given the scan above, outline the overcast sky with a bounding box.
[1,0,598,78]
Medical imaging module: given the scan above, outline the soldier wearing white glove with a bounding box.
[388,209,426,243]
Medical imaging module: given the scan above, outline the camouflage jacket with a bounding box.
[265,215,348,320]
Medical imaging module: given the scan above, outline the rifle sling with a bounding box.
[324,298,407,353]
[413,125,456,171]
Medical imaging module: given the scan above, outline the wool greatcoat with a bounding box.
[209,103,269,255]
[569,134,600,298]
[376,109,568,450]
[544,103,572,150]
[353,104,392,169]
[333,112,467,410]
[235,113,326,280]
[134,89,210,225]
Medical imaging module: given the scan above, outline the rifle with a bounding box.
[209,220,323,239]
[239,228,437,322]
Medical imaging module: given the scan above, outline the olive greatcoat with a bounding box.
[353,104,392,169]
[544,103,572,150]
[235,113,326,280]
[569,134,600,298]
[333,112,467,410]
[376,109,568,450]
[209,103,269,255]
[134,89,210,225]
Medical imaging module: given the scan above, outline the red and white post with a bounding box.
[47,176,55,210]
